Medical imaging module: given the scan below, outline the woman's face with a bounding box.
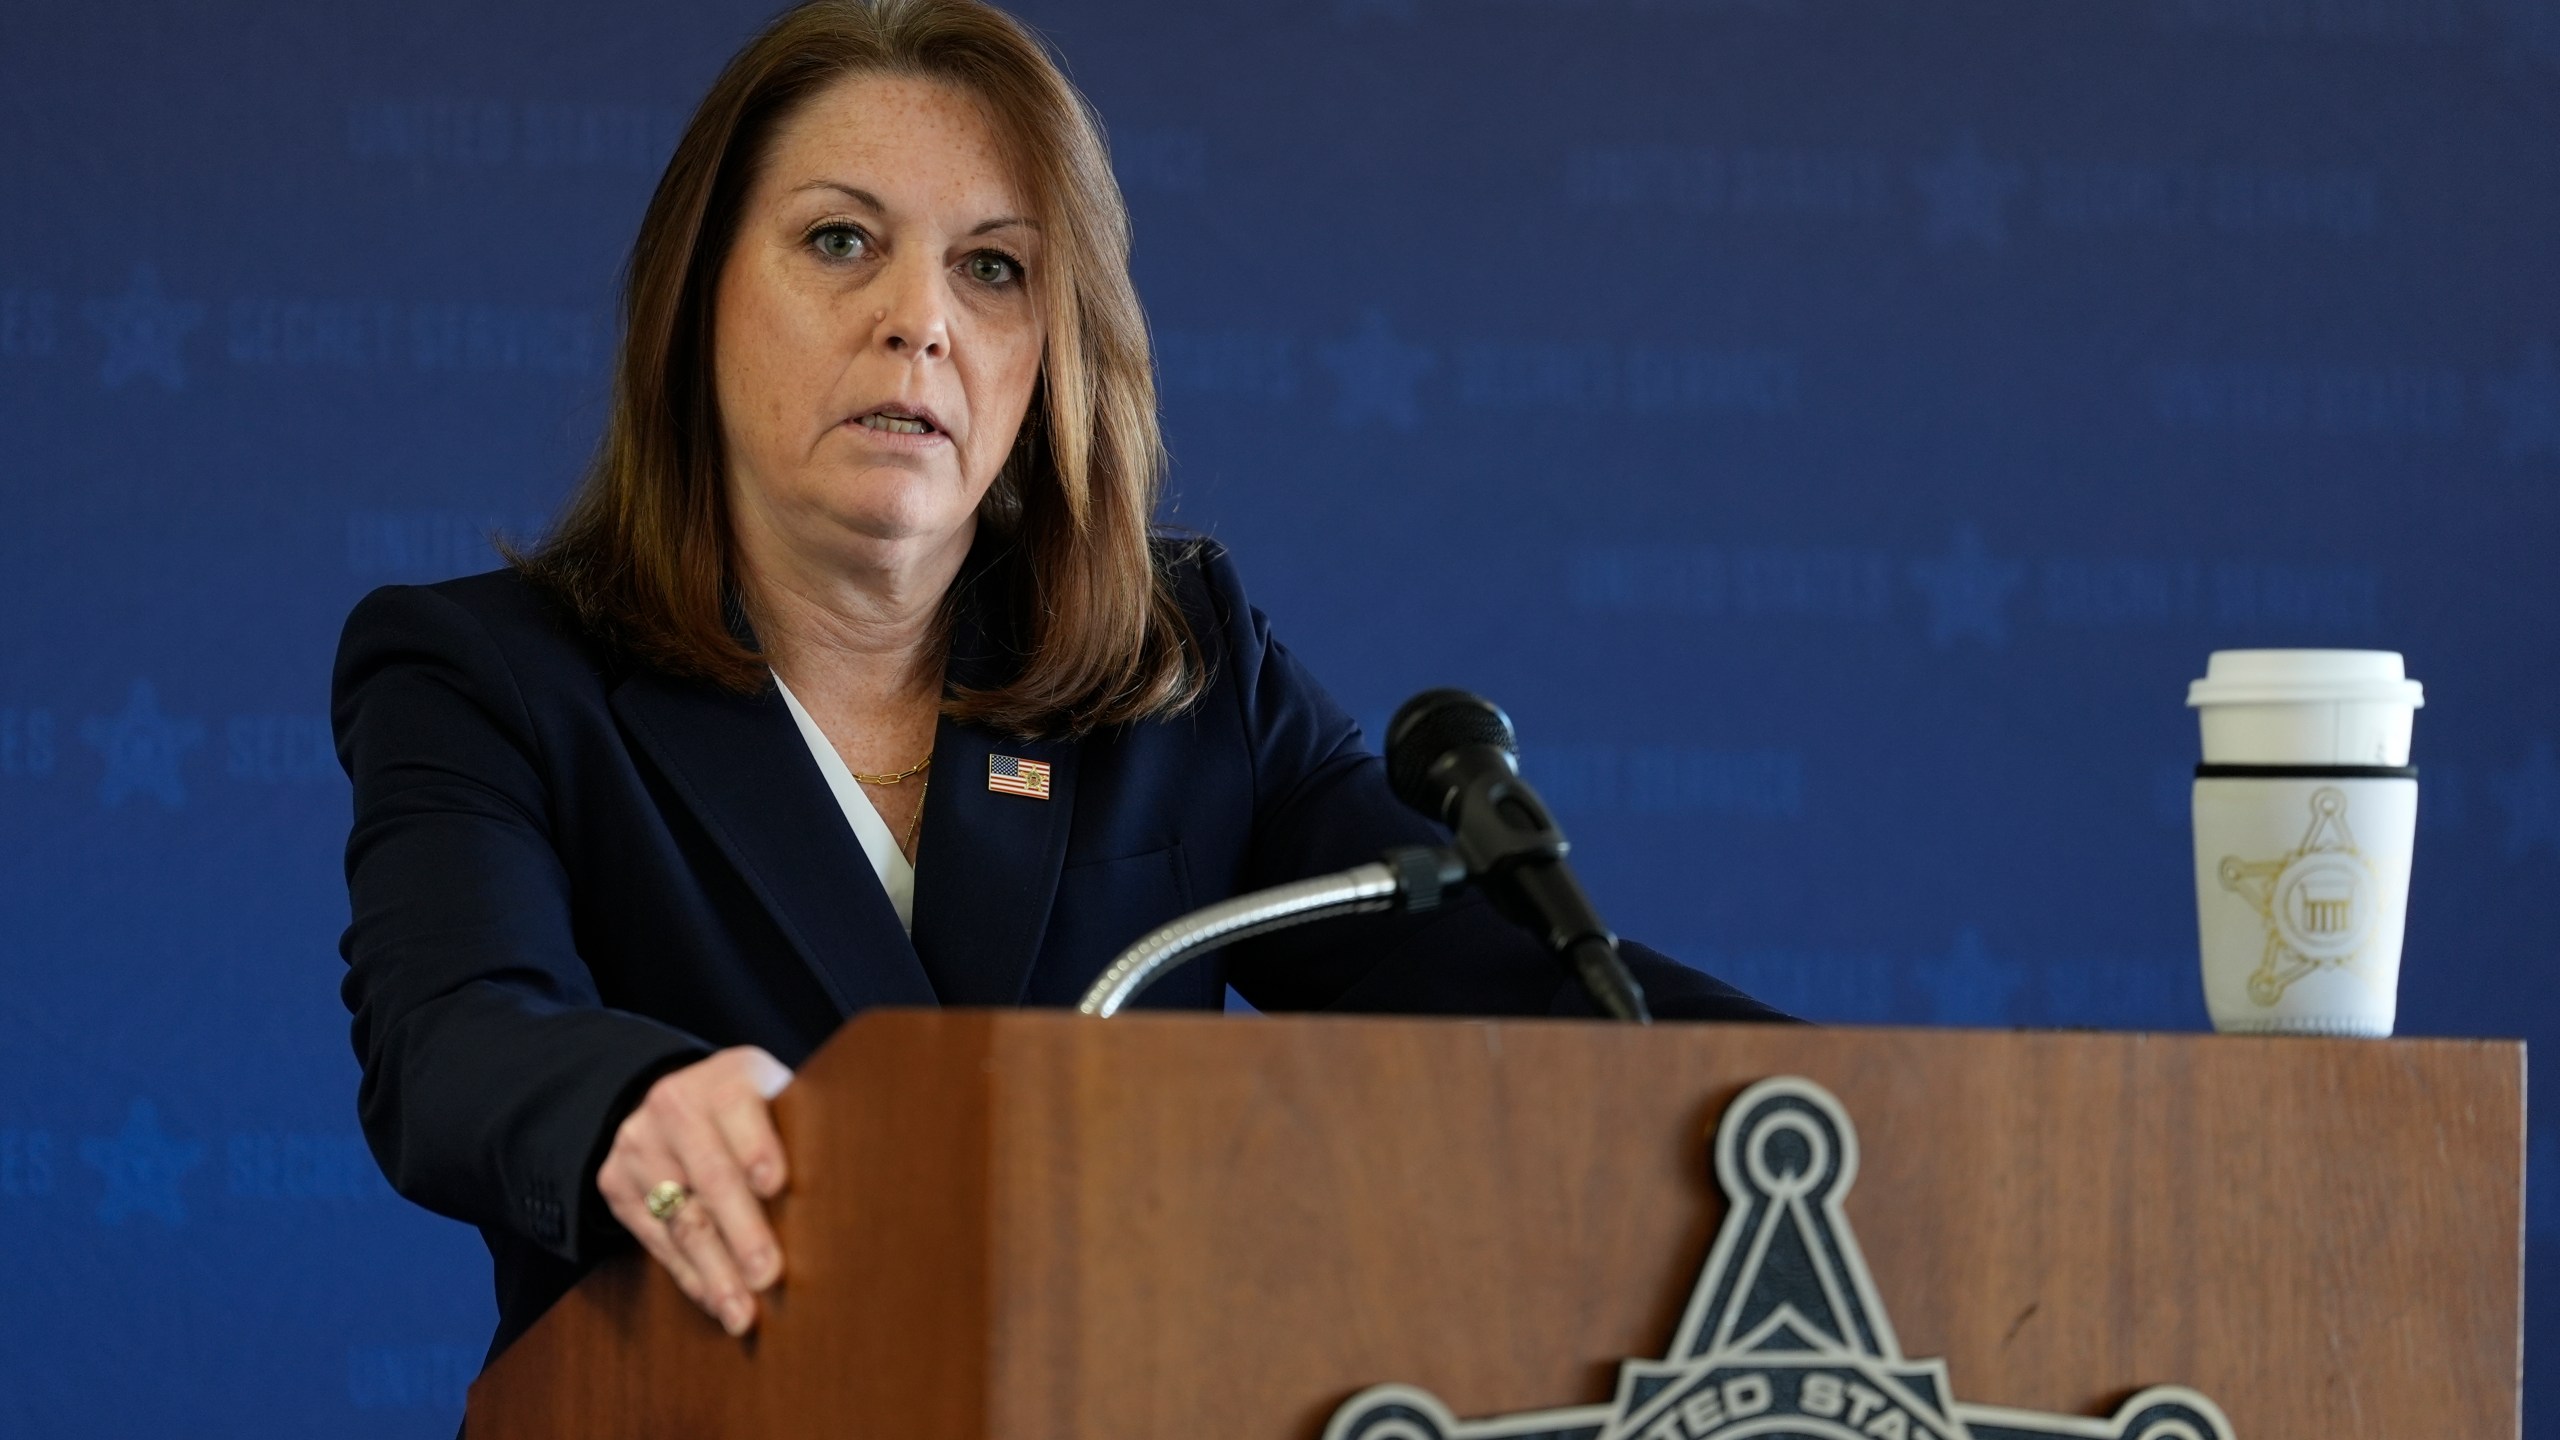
[714,72,1045,578]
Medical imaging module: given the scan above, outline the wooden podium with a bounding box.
[467,1013,2522,1438]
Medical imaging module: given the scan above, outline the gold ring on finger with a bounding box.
[644,1179,692,1223]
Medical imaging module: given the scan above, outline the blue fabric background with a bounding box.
[2,0,2554,1433]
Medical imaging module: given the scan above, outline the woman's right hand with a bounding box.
[595,1045,794,1336]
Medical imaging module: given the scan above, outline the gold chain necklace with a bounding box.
[851,752,933,785]
[850,749,931,861]
[900,774,928,858]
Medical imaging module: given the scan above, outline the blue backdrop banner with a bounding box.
[2,1,2555,1434]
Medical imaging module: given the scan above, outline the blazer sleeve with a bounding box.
[333,584,711,1264]
[1191,547,1794,1024]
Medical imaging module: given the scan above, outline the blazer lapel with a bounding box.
[611,668,939,1014]
[907,720,1076,1006]
[907,554,1078,1006]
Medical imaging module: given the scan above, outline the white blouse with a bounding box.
[772,673,915,934]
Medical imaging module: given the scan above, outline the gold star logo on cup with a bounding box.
[2216,786,2382,1006]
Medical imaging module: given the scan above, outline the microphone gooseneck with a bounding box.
[1077,690,1649,1023]
[1076,845,1467,1018]
[1384,690,1652,1024]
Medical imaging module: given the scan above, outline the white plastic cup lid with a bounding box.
[2186,649,2424,710]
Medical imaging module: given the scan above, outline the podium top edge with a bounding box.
[833,1007,2526,1056]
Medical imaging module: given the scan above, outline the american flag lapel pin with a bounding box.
[987,753,1053,800]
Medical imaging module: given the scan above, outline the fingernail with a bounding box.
[723,1300,753,1335]
[753,1164,779,1191]
[749,1252,778,1287]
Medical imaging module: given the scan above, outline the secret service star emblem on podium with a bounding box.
[1324,1077,2233,1440]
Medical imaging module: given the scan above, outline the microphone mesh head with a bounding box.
[1385,689,1517,816]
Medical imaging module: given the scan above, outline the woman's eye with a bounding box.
[811,225,868,261]
[967,253,1019,285]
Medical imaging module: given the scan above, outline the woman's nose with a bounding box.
[873,257,950,360]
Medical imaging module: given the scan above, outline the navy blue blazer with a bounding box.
[332,539,1784,1358]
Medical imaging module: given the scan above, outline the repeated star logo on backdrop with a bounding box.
[1911,130,2024,251]
[82,264,205,391]
[79,1099,205,1227]
[79,679,204,808]
[2492,739,2560,861]
[1906,522,2027,648]
[1317,310,1436,431]
[2486,341,2560,459]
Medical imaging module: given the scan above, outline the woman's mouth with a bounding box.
[850,403,947,440]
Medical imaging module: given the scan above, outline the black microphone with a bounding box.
[1385,689,1651,1024]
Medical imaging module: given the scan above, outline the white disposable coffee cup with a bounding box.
[2187,651,2421,1037]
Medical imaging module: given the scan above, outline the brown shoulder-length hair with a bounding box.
[518,0,1198,736]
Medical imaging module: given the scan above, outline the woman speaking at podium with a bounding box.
[331,0,1782,1365]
